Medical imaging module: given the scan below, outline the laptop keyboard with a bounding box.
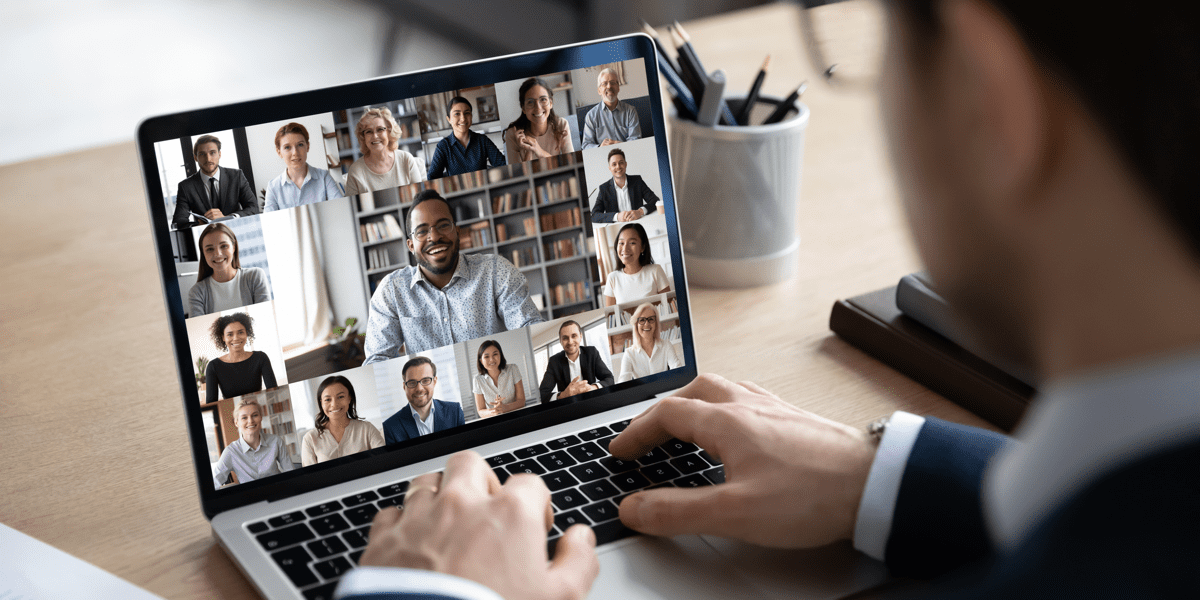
[246,418,725,600]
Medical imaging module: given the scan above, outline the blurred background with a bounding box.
[0,0,778,167]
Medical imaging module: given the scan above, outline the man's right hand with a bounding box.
[609,373,876,548]
[204,208,225,220]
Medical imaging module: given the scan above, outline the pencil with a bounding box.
[761,81,807,125]
[670,23,738,126]
[641,21,681,79]
[735,55,770,127]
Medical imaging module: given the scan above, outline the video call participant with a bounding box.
[603,223,672,306]
[344,107,425,196]
[581,68,642,149]
[263,122,345,212]
[381,357,465,444]
[212,398,295,488]
[538,320,614,403]
[171,134,259,229]
[503,77,574,164]
[301,375,384,466]
[188,223,270,317]
[472,340,526,419]
[427,97,507,180]
[204,312,277,404]
[590,147,659,223]
[616,303,682,384]
[364,190,542,361]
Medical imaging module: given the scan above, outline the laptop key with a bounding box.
[310,514,351,535]
[348,550,364,565]
[345,504,379,527]
[257,523,316,551]
[642,463,682,484]
[342,527,370,549]
[598,456,638,474]
[536,451,577,472]
[636,447,671,466]
[568,461,610,483]
[673,473,713,488]
[670,455,710,475]
[506,459,547,476]
[609,419,632,432]
[552,488,590,510]
[595,435,617,453]
[581,500,620,524]
[579,479,621,502]
[546,435,581,450]
[341,491,379,507]
[542,470,580,492]
[662,439,700,457]
[271,546,317,587]
[302,582,339,600]
[577,426,612,441]
[377,482,409,498]
[485,453,516,467]
[493,467,511,484]
[554,510,590,532]
[702,466,726,485]
[307,536,348,560]
[592,519,638,546]
[268,511,306,528]
[313,555,353,580]
[612,471,652,493]
[247,521,269,534]
[699,450,721,466]
[305,501,344,518]
[377,496,403,509]
[513,443,550,459]
[566,442,605,463]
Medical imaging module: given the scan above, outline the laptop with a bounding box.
[135,34,888,600]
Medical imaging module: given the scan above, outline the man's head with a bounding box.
[193,135,222,176]
[597,68,621,106]
[402,356,438,414]
[406,189,459,277]
[607,148,627,182]
[558,320,584,360]
[882,1,1200,376]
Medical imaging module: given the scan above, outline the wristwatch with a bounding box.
[867,416,890,443]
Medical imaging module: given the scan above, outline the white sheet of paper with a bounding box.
[0,523,164,600]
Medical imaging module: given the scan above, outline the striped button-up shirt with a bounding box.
[427,131,506,180]
[212,433,295,487]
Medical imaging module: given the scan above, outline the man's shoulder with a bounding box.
[464,251,518,275]
[383,405,411,425]
[376,265,419,294]
[220,166,247,179]
[435,399,463,413]
[548,350,567,365]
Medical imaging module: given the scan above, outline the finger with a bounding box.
[502,473,554,532]
[609,396,723,459]
[570,376,581,383]
[619,485,740,538]
[370,506,403,530]
[735,379,776,398]
[404,471,443,511]
[547,525,600,600]
[440,450,495,498]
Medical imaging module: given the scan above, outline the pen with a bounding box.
[671,22,738,126]
[657,52,699,120]
[761,81,807,125]
[641,21,681,81]
[735,55,770,127]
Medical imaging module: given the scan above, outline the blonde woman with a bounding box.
[212,398,295,487]
[344,107,425,195]
[616,302,682,383]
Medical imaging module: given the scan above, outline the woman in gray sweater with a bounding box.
[188,223,270,316]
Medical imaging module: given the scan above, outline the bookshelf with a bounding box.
[603,291,682,369]
[333,100,423,174]
[350,152,601,322]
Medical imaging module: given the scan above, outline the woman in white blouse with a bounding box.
[603,222,672,306]
[617,302,682,383]
[301,375,384,466]
[472,340,526,419]
[344,107,425,196]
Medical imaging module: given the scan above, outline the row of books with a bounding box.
[535,176,580,205]
[543,234,584,261]
[432,169,489,193]
[365,247,395,270]
[495,217,536,242]
[549,280,590,307]
[540,207,582,232]
[267,419,296,435]
[458,222,492,249]
[508,247,538,268]
[492,189,532,214]
[453,197,488,223]
[360,214,404,243]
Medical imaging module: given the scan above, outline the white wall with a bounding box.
[312,198,369,328]
[581,136,662,203]
[245,113,343,199]
[571,59,650,110]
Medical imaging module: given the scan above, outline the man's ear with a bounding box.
[942,0,1047,217]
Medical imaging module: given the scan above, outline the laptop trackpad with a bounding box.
[589,534,770,600]
[700,536,891,599]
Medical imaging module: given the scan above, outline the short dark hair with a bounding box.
[407,189,455,234]
[607,147,626,162]
[614,222,654,270]
[897,1,1200,262]
[402,356,437,381]
[314,375,360,432]
[210,313,255,351]
[274,122,309,149]
[558,320,582,339]
[193,134,221,155]
[446,96,472,116]
[476,340,507,375]
[196,223,241,282]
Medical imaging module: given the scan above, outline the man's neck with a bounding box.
[201,167,218,177]
[566,349,580,362]
[420,254,459,289]
[614,175,627,188]
[603,98,619,110]
[413,402,434,421]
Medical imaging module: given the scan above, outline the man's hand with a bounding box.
[616,209,645,222]
[601,139,618,146]
[204,208,225,219]
[361,451,599,599]
[610,373,876,548]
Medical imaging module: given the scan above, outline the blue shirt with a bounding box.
[263,164,344,212]
[427,131,506,180]
[581,100,641,149]
[363,252,543,361]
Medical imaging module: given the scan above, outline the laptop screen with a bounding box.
[137,36,695,511]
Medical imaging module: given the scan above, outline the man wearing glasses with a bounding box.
[364,189,542,362]
[381,356,466,444]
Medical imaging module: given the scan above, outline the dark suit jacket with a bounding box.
[538,345,615,403]
[172,166,259,228]
[591,175,660,223]
[381,399,465,445]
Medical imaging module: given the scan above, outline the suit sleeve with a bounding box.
[452,403,465,428]
[884,417,1010,578]
[539,361,559,403]
[591,184,617,223]
[232,170,260,217]
[172,180,194,228]
[638,177,660,215]
[590,347,615,388]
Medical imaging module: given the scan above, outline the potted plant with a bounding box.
[195,356,209,396]
[329,317,367,370]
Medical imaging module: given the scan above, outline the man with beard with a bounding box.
[364,189,542,362]
[381,356,465,444]
[581,68,641,149]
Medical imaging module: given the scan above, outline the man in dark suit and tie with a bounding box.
[171,134,259,229]
[381,356,465,444]
[590,148,659,223]
[539,320,614,403]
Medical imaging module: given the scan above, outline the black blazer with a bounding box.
[590,175,660,223]
[172,166,259,228]
[538,345,615,402]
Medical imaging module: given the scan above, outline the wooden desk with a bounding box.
[0,4,996,598]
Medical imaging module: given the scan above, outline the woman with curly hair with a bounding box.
[301,375,383,466]
[204,312,277,403]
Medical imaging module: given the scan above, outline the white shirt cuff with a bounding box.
[335,567,503,600]
[852,410,926,562]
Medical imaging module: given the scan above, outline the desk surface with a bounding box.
[0,4,996,599]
